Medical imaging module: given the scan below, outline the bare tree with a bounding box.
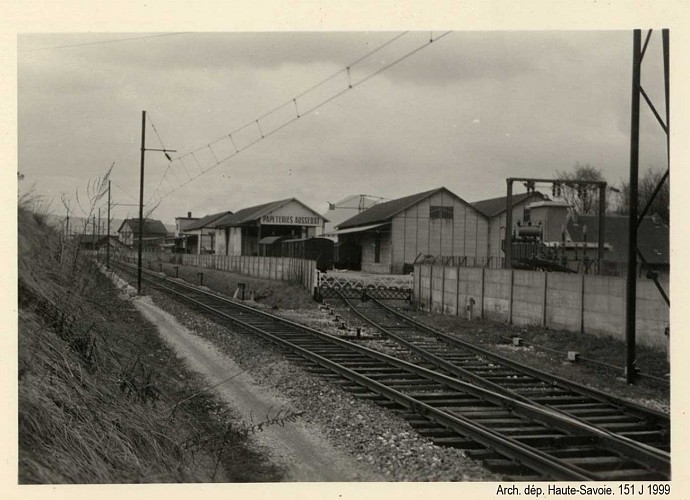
[615,168,669,225]
[555,163,609,215]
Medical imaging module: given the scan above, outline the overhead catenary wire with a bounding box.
[145,31,453,210]
[20,32,189,53]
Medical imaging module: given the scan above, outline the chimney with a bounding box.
[187,211,192,218]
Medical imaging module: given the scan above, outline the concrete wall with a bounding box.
[414,263,670,352]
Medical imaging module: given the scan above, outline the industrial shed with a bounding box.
[471,191,546,263]
[211,198,327,256]
[335,187,489,274]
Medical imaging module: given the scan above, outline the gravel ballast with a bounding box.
[147,288,501,481]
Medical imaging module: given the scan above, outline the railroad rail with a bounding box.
[336,293,670,450]
[113,263,670,481]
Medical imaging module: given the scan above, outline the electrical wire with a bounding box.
[20,32,188,53]
[146,31,453,209]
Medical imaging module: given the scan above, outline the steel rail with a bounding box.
[337,292,670,471]
[369,295,669,426]
[114,263,669,480]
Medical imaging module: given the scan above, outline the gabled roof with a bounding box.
[338,187,478,229]
[471,192,546,218]
[566,215,669,264]
[212,198,328,227]
[116,218,168,235]
[185,211,233,231]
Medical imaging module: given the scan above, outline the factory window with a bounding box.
[374,233,381,263]
[430,206,454,220]
[523,207,531,223]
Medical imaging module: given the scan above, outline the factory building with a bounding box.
[211,198,327,256]
[334,187,489,274]
[471,192,547,262]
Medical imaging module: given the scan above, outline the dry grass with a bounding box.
[18,199,283,483]
[152,261,315,309]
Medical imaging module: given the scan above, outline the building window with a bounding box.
[374,233,381,263]
[430,206,454,220]
[523,207,531,223]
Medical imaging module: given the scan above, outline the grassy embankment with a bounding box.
[18,201,283,483]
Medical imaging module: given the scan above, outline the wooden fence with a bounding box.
[118,250,317,292]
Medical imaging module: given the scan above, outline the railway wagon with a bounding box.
[279,237,335,271]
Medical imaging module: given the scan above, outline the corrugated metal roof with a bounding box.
[184,211,233,231]
[338,187,476,229]
[471,192,546,218]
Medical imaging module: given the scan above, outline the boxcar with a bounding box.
[280,237,334,271]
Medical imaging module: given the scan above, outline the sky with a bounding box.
[17,31,669,226]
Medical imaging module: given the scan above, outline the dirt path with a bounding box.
[133,295,377,482]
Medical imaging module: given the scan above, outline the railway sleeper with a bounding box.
[591,468,664,481]
[481,458,543,476]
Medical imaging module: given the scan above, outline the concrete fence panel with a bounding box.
[545,273,582,331]
[442,266,458,315]
[417,265,432,310]
[582,275,624,337]
[636,279,669,350]
[457,267,483,319]
[511,270,547,326]
[430,265,445,314]
[482,269,511,321]
[413,263,669,352]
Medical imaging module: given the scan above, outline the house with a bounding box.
[471,191,547,262]
[174,212,199,237]
[210,198,327,256]
[179,211,233,254]
[116,218,168,247]
[320,194,384,239]
[96,235,129,250]
[564,214,669,276]
[334,187,489,274]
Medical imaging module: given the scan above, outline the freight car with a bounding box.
[277,237,335,271]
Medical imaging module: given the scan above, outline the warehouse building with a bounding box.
[334,187,489,274]
[211,198,327,256]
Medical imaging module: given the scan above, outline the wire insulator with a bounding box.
[229,134,239,153]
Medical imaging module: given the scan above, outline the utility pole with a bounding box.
[137,110,177,293]
[98,207,101,261]
[65,206,70,238]
[107,180,111,269]
[625,30,642,384]
[137,110,146,294]
[92,215,96,251]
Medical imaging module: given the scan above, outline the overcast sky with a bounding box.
[18,31,668,225]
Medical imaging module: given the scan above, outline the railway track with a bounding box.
[336,292,670,454]
[113,263,670,481]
